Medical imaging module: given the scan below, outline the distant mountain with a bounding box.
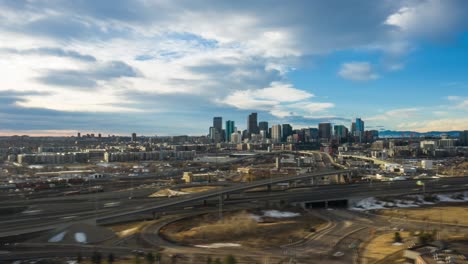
[377,130,461,138]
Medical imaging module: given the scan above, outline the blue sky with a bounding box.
[0,0,467,136]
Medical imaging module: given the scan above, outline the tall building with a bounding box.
[282,124,293,142]
[77,132,81,138]
[213,117,222,134]
[271,125,282,143]
[231,132,241,144]
[303,128,319,142]
[247,112,258,137]
[225,120,235,142]
[318,123,332,141]
[351,122,356,135]
[459,130,468,146]
[355,118,365,143]
[334,125,348,142]
[132,132,137,142]
[259,121,269,137]
[209,127,221,143]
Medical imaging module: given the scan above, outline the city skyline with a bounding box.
[1,1,468,136]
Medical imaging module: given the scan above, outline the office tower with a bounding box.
[334,125,348,142]
[231,132,242,144]
[259,121,269,137]
[225,120,235,142]
[77,132,81,138]
[98,133,102,139]
[318,123,332,141]
[210,127,221,143]
[247,112,258,137]
[282,124,293,142]
[355,118,365,143]
[213,116,222,135]
[271,124,282,143]
[132,132,137,142]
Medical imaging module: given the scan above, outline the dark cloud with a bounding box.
[36,61,141,88]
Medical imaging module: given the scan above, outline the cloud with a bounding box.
[0,47,96,61]
[0,1,467,133]
[384,0,468,39]
[396,118,468,132]
[367,108,420,121]
[338,62,379,81]
[35,61,140,88]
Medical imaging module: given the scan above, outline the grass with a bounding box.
[160,209,324,249]
[362,232,409,264]
[378,205,468,226]
[108,221,153,238]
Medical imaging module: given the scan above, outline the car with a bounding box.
[333,251,344,257]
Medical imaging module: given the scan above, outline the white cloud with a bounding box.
[384,0,465,38]
[220,82,333,118]
[367,108,420,121]
[397,118,468,132]
[338,62,379,81]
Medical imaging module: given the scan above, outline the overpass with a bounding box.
[96,169,352,222]
[339,154,388,165]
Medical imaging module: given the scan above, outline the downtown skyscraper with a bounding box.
[247,112,259,137]
[225,120,235,142]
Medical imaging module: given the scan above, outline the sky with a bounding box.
[0,0,467,136]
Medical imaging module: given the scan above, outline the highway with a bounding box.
[1,173,467,239]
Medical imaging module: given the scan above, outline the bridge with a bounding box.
[96,169,352,222]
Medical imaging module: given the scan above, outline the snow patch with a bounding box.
[74,232,87,243]
[351,197,385,211]
[262,210,300,218]
[48,231,67,242]
[248,214,262,222]
[195,243,241,249]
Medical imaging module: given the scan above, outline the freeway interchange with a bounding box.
[1,169,468,263]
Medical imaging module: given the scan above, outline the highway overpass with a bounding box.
[96,169,352,222]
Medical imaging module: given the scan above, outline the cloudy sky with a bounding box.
[0,0,467,136]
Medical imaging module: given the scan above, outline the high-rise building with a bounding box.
[213,117,222,134]
[334,125,348,142]
[271,125,282,143]
[247,113,258,137]
[355,118,365,143]
[318,123,332,141]
[459,130,468,146]
[225,120,235,142]
[98,133,102,139]
[231,132,241,144]
[132,132,137,142]
[77,132,81,138]
[259,121,269,137]
[282,124,293,142]
[210,127,221,143]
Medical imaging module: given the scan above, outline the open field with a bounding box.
[160,209,325,249]
[179,186,221,193]
[377,205,468,226]
[362,232,409,264]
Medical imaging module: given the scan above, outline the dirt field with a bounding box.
[179,186,221,193]
[377,205,468,226]
[362,232,409,264]
[160,209,325,249]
